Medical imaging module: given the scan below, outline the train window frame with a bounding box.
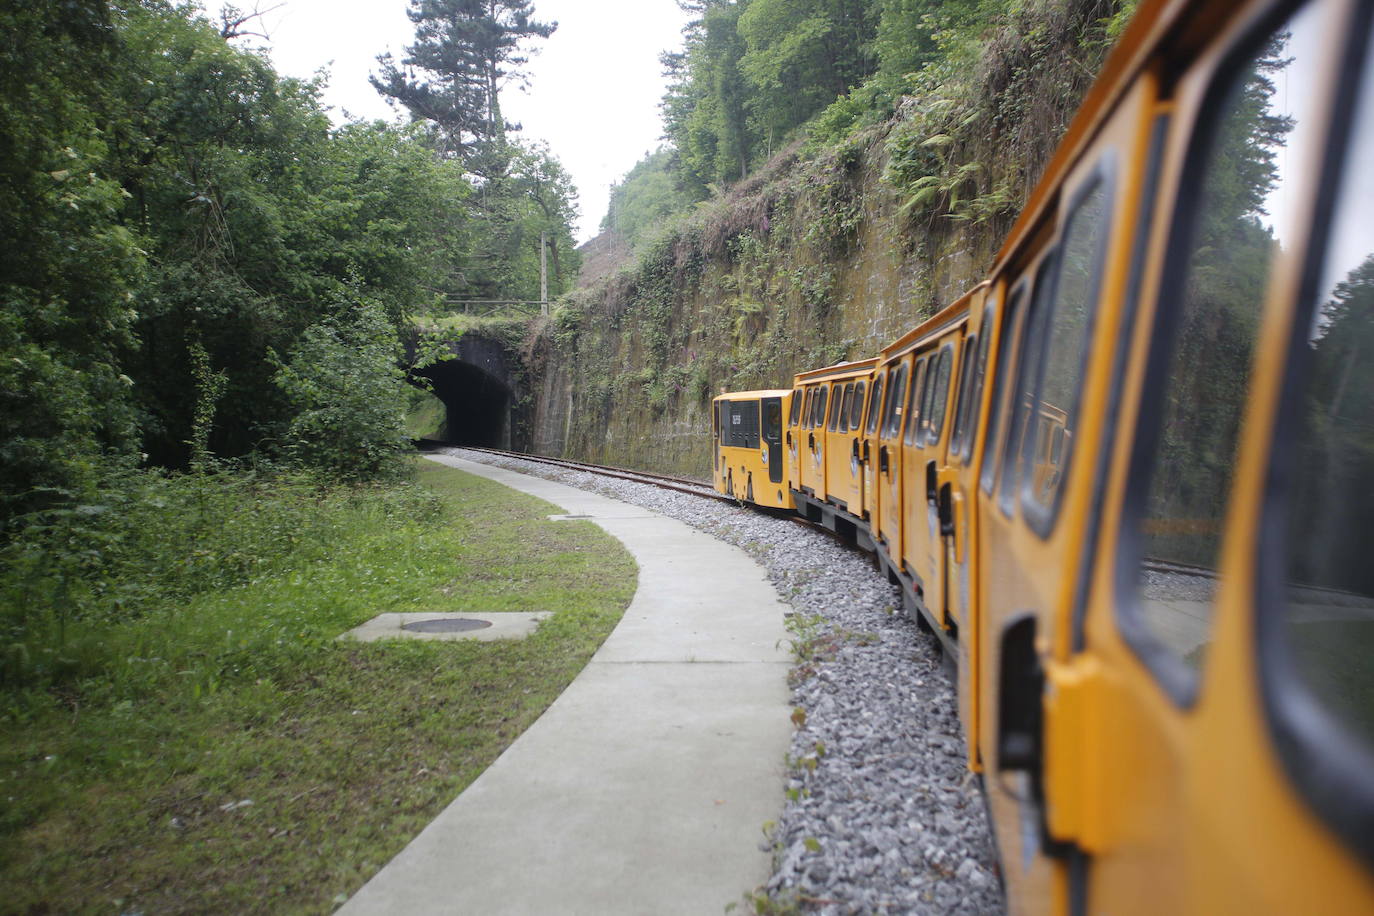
[866,373,886,435]
[926,343,956,447]
[884,364,909,438]
[1256,1,1374,872]
[850,380,866,430]
[1112,0,1324,710]
[1018,164,1118,539]
[951,332,979,459]
[814,385,828,429]
[904,357,928,446]
[789,388,804,426]
[840,382,856,433]
[981,284,1029,495]
[828,384,845,431]
[998,257,1059,518]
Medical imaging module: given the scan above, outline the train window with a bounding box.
[962,304,996,461]
[1120,2,1324,702]
[951,334,978,457]
[903,358,927,445]
[789,388,803,426]
[1021,177,1111,531]
[926,345,954,446]
[999,259,1058,516]
[814,386,828,429]
[1260,8,1374,862]
[850,381,866,430]
[828,384,844,431]
[981,286,1027,494]
[866,373,886,435]
[839,382,855,433]
[883,364,909,437]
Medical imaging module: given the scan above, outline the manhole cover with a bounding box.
[402,617,492,633]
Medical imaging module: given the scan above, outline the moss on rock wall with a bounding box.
[535,0,1126,478]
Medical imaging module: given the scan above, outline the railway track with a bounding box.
[455,446,738,505]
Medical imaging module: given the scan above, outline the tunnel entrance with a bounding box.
[413,359,513,448]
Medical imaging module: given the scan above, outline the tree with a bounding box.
[372,0,556,174]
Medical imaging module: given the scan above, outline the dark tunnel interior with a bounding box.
[413,360,512,448]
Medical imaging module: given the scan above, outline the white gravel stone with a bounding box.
[439,448,1005,914]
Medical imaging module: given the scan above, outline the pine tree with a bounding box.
[372,0,556,174]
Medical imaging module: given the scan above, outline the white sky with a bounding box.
[210,0,691,241]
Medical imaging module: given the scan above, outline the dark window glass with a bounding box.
[951,335,978,456]
[926,346,954,446]
[1280,16,1374,752]
[850,381,866,430]
[866,375,886,434]
[839,382,855,432]
[764,399,783,440]
[884,365,908,437]
[905,358,928,445]
[828,385,844,431]
[999,261,1057,515]
[789,388,803,426]
[981,287,1027,494]
[1024,179,1110,517]
[814,386,828,429]
[1127,9,1318,684]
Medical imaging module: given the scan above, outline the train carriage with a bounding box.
[712,389,792,508]
[712,0,1374,910]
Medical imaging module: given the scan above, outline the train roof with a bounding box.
[793,357,879,384]
[712,388,793,403]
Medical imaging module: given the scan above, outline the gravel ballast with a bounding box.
[438,448,1005,914]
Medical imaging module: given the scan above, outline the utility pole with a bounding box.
[540,231,549,316]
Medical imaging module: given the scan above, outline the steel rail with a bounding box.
[455,447,739,505]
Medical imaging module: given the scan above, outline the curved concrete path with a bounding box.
[339,454,793,915]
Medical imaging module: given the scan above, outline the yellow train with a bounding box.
[711,0,1374,911]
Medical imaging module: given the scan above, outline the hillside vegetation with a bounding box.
[542,0,1137,473]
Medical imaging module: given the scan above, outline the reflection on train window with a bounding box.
[789,389,803,426]
[840,382,855,433]
[952,333,979,457]
[1025,179,1109,518]
[1000,258,1058,516]
[884,364,908,437]
[813,386,827,429]
[850,381,866,430]
[1131,7,1319,684]
[904,358,927,445]
[926,346,954,445]
[982,286,1027,494]
[1281,17,1374,752]
[829,385,845,431]
[866,374,885,435]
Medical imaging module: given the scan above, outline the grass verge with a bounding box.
[0,458,637,914]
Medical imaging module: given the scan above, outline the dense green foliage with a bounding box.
[1,0,581,532]
[600,149,695,247]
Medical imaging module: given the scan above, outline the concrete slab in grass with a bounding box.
[341,611,553,643]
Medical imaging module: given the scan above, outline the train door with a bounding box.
[901,354,931,592]
[876,360,910,564]
[785,386,803,499]
[762,395,784,496]
[919,339,960,632]
[823,381,851,508]
[846,377,868,517]
[861,372,886,524]
[948,292,994,766]
[1039,3,1374,912]
[808,384,829,497]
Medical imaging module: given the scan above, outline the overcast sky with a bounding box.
[210,0,692,241]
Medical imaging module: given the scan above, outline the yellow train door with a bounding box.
[859,371,886,525]
[785,386,803,500]
[824,380,856,510]
[875,360,910,562]
[1040,1,1374,911]
[900,353,931,593]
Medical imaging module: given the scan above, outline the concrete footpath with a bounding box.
[339,454,793,915]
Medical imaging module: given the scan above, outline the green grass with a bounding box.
[0,459,637,914]
[404,387,447,440]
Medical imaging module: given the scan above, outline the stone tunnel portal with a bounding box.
[414,359,513,449]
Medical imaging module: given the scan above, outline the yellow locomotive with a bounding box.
[712,0,1374,911]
